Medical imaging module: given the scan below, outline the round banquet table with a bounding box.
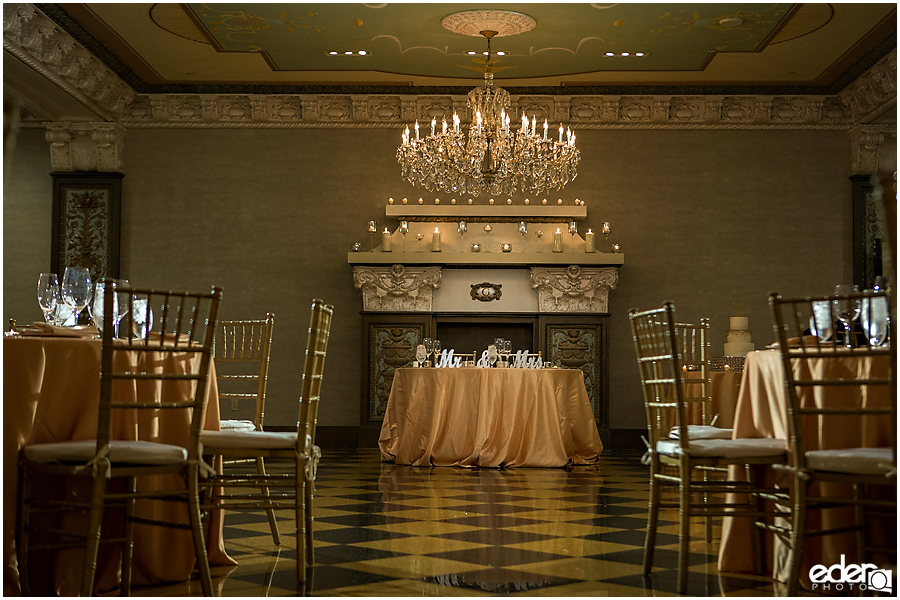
[379,367,603,468]
[3,335,235,596]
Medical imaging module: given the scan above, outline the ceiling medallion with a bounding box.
[441,10,536,38]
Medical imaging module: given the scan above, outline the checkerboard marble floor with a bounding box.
[135,448,779,597]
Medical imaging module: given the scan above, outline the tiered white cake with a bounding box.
[724,316,754,356]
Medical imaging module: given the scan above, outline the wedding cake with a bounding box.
[724,316,754,356]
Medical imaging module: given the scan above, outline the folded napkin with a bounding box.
[20,322,99,338]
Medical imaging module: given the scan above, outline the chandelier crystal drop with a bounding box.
[396,31,580,197]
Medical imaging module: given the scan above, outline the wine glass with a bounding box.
[487,344,498,367]
[432,339,442,366]
[809,301,833,342]
[861,295,889,346]
[832,284,860,348]
[502,340,512,366]
[113,280,131,338]
[423,338,433,366]
[92,280,109,333]
[62,267,92,325]
[494,338,505,367]
[131,293,153,339]
[415,344,427,366]
[37,273,60,324]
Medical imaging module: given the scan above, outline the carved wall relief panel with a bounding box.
[543,321,606,424]
[353,265,441,312]
[367,322,423,421]
[50,173,122,283]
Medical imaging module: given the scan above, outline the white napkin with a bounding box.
[20,322,99,338]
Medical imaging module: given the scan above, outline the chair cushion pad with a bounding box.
[23,440,188,465]
[657,437,786,458]
[669,425,735,441]
[219,419,256,432]
[806,447,894,475]
[201,430,298,449]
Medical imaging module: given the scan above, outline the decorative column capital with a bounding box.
[849,124,896,175]
[530,265,618,313]
[352,264,442,312]
[44,122,125,172]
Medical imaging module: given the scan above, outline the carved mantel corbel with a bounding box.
[352,264,442,312]
[45,122,125,172]
[530,265,619,313]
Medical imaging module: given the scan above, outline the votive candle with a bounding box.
[553,229,562,253]
[432,227,441,252]
[585,229,595,253]
[382,228,392,252]
[602,221,610,235]
[388,197,394,205]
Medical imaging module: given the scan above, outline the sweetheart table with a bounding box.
[379,367,603,468]
[3,335,235,596]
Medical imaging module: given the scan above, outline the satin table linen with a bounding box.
[379,367,603,468]
[717,348,893,583]
[3,335,235,596]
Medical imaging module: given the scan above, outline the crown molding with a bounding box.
[8,4,896,132]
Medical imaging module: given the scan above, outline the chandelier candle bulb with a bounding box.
[553,229,563,253]
[442,119,447,134]
[431,118,435,136]
[432,228,441,252]
[559,124,564,143]
[585,230,595,253]
[414,121,419,140]
[543,120,548,139]
[382,229,392,251]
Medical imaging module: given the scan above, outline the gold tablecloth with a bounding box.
[665,370,743,430]
[379,368,603,468]
[718,348,893,582]
[3,336,235,596]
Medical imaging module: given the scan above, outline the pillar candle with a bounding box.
[553,229,562,253]
[382,229,392,252]
[585,230,595,253]
[432,227,441,252]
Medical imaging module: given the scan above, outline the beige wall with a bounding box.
[3,125,852,433]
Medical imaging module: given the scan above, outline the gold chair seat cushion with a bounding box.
[656,437,786,458]
[219,419,256,432]
[201,429,298,449]
[805,447,895,475]
[23,439,188,464]
[669,425,735,441]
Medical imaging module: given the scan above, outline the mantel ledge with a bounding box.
[347,251,624,267]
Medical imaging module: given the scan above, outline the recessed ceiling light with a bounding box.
[635,52,645,57]
[344,51,353,55]
[358,50,367,55]
[605,52,615,57]
[467,51,477,55]
[329,51,338,55]
[496,51,506,56]
[621,52,630,56]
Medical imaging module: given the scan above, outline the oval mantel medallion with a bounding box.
[470,282,502,302]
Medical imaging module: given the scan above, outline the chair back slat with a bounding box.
[98,282,222,461]
[769,290,895,469]
[297,299,334,446]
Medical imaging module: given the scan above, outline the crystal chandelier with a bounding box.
[397,31,580,197]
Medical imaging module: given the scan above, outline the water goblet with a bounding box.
[37,273,60,324]
[432,339,442,366]
[423,338,433,366]
[113,280,131,338]
[502,339,512,366]
[860,295,889,346]
[62,267,92,325]
[832,284,860,348]
[131,293,153,339]
[415,344,427,366]
[809,301,833,343]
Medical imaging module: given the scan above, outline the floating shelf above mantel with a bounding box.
[347,251,624,267]
[385,205,587,221]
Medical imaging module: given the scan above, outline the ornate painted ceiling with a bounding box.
[42,3,897,91]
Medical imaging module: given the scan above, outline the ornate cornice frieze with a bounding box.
[530,266,618,313]
[3,3,135,119]
[838,49,897,123]
[44,122,125,172]
[352,264,442,312]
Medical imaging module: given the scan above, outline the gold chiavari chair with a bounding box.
[214,313,279,542]
[16,283,222,596]
[630,301,786,594]
[200,299,333,583]
[767,290,895,596]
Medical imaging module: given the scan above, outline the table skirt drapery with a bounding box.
[379,368,603,468]
[717,348,893,584]
[3,336,235,596]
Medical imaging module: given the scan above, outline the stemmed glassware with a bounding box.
[432,339,442,366]
[113,280,131,338]
[37,273,61,324]
[832,284,860,348]
[61,267,92,326]
[809,301,833,342]
[494,338,504,367]
[131,293,153,339]
[502,340,512,366]
[423,338,433,366]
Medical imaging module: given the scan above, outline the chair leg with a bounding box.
[785,475,808,597]
[295,463,307,583]
[186,468,213,597]
[16,463,32,596]
[256,456,281,545]
[853,484,866,566]
[747,465,765,575]
[80,466,109,596]
[304,470,315,567]
[121,476,137,595]
[703,468,713,543]
[643,461,662,575]
[677,460,691,595]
